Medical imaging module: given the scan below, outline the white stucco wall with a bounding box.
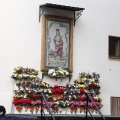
[0,0,120,115]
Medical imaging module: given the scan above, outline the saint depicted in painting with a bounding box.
[53,29,63,58]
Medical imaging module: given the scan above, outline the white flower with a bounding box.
[52,72,56,76]
[65,71,69,75]
[48,69,55,75]
[47,67,70,77]
[63,70,69,75]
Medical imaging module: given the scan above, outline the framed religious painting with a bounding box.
[41,14,73,71]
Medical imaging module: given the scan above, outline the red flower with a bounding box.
[52,87,64,93]
[80,89,86,93]
[12,99,19,105]
[79,95,86,100]
[12,99,31,105]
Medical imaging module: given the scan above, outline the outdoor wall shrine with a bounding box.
[11,67,103,114]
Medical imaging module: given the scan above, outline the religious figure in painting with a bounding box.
[53,29,63,58]
[46,20,70,68]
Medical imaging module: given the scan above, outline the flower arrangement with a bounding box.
[11,68,103,114]
[42,67,72,78]
[13,67,39,75]
[11,67,39,81]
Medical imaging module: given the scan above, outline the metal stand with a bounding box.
[41,91,55,120]
[85,93,89,120]
[42,73,72,82]
[41,94,43,120]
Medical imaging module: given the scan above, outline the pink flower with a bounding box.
[35,100,41,104]
[88,102,93,107]
[79,101,86,106]
[31,101,36,105]
[47,102,56,107]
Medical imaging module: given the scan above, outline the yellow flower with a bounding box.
[48,90,52,93]
[13,94,18,99]
[24,94,27,99]
[15,67,20,71]
[94,96,99,101]
[12,73,17,77]
[79,85,86,89]
[56,101,59,105]
[73,95,76,99]
[79,78,84,82]
[41,82,45,86]
[69,95,71,99]
[78,84,85,88]
[73,78,77,81]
